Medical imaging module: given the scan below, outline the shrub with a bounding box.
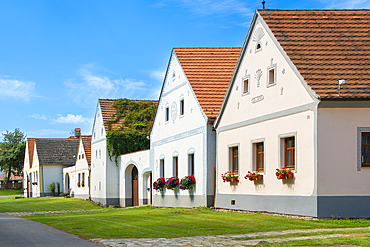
[48,182,56,196]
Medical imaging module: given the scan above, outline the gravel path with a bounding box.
[90,227,370,246]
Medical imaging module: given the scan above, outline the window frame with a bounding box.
[173,156,178,177]
[179,99,184,117]
[165,106,169,122]
[284,137,295,169]
[242,73,250,96]
[278,132,297,171]
[188,152,194,176]
[160,158,165,178]
[267,63,277,88]
[228,144,240,174]
[361,132,370,167]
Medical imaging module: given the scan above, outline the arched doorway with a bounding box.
[132,166,138,206]
[65,173,70,195]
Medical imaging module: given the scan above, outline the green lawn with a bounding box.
[21,206,370,240]
[0,197,100,212]
[0,188,24,196]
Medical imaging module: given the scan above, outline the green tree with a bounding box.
[0,128,26,188]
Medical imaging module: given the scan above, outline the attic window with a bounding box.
[101,127,103,136]
[180,99,184,116]
[242,74,250,96]
[256,42,261,51]
[82,154,84,159]
[165,107,169,122]
[267,64,277,87]
[172,71,176,78]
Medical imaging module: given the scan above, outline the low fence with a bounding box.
[0,182,23,190]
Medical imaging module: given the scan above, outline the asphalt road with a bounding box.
[0,213,97,247]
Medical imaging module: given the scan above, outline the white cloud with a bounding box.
[51,114,93,125]
[30,113,49,120]
[64,65,152,104]
[0,78,35,101]
[149,68,166,82]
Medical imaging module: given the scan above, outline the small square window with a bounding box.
[165,107,169,122]
[180,99,184,116]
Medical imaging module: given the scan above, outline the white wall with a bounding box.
[216,15,317,197]
[317,108,370,196]
[119,150,150,207]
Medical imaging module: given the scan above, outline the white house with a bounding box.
[63,134,91,199]
[23,134,80,197]
[214,9,370,218]
[150,47,241,207]
[90,99,157,207]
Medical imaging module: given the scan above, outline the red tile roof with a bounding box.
[26,136,79,169]
[99,99,158,132]
[81,135,91,165]
[173,47,242,119]
[258,9,370,99]
[0,172,22,181]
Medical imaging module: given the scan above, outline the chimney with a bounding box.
[75,128,81,138]
[262,0,265,9]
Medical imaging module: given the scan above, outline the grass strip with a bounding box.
[0,188,23,196]
[0,196,100,212]
[22,206,370,239]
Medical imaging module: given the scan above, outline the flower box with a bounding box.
[244,171,262,181]
[165,177,179,190]
[153,177,166,191]
[221,171,239,183]
[276,168,294,180]
[77,182,81,187]
[179,175,196,190]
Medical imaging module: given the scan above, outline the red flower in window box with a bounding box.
[221,171,239,183]
[244,171,263,181]
[276,168,294,179]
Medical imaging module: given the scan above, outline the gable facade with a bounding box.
[215,9,370,218]
[151,47,240,207]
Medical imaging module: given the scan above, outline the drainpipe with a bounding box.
[88,166,91,201]
[41,165,44,196]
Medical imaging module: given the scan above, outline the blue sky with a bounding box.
[0,0,368,140]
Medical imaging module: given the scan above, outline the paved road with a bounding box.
[0,213,98,247]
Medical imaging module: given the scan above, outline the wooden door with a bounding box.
[27,178,29,198]
[132,167,139,206]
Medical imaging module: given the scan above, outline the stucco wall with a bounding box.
[119,150,150,207]
[317,108,370,196]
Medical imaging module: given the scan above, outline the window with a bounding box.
[243,78,249,94]
[99,149,101,159]
[99,182,101,190]
[78,154,81,160]
[361,132,370,167]
[78,173,81,183]
[101,127,103,136]
[267,64,277,87]
[82,173,85,186]
[165,107,169,122]
[284,137,295,168]
[96,150,98,159]
[180,99,184,116]
[256,42,261,51]
[188,153,194,176]
[94,132,96,139]
[255,142,264,171]
[173,156,178,177]
[230,147,238,173]
[82,153,84,159]
[160,159,165,178]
